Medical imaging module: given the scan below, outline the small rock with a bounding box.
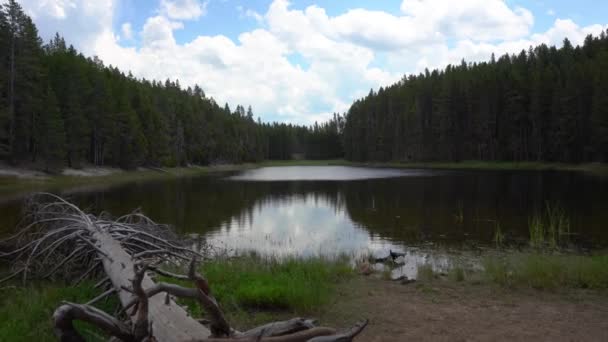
[400,277,417,285]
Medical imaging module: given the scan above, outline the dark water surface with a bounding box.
[1,167,607,263]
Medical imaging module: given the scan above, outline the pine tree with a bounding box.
[0,6,9,158]
[40,87,66,171]
[4,0,45,161]
[591,51,608,161]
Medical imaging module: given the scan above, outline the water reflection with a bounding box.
[204,192,403,257]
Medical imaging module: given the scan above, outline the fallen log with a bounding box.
[0,193,368,341]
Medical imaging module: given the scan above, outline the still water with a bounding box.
[1,166,607,276]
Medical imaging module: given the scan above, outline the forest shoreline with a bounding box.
[1,159,606,197]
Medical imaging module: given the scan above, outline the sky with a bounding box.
[15,0,608,124]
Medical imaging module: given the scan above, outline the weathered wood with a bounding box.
[237,318,317,338]
[53,302,133,342]
[193,327,337,342]
[91,226,212,341]
[307,319,368,342]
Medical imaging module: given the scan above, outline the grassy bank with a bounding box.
[357,160,608,175]
[0,256,353,341]
[416,252,608,291]
[482,253,608,290]
[162,255,353,323]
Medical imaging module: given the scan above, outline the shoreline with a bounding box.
[0,164,257,198]
[0,159,606,198]
[247,159,608,175]
[2,255,607,341]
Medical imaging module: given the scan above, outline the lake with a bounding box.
[1,166,607,277]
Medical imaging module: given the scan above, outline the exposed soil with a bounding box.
[0,162,123,179]
[320,277,608,342]
[0,162,48,179]
[61,167,122,177]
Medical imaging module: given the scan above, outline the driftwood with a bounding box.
[0,193,367,342]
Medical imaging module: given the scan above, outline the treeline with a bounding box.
[262,114,344,160]
[5,0,607,169]
[0,0,342,171]
[343,32,608,163]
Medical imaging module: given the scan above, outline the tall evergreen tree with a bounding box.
[39,86,66,171]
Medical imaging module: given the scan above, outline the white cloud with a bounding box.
[17,0,114,55]
[21,0,76,19]
[237,6,263,23]
[14,0,608,124]
[399,0,534,41]
[142,16,184,49]
[159,0,207,21]
[386,19,608,74]
[121,22,133,41]
[547,9,556,16]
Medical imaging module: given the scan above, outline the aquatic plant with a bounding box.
[453,201,464,225]
[528,202,571,249]
[545,202,570,248]
[493,221,504,248]
[529,215,545,249]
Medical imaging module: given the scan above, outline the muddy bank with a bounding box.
[320,277,608,342]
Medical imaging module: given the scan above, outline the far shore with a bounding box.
[0,159,606,198]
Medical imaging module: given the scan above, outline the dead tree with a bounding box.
[0,193,367,342]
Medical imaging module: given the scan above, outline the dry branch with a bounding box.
[53,302,133,342]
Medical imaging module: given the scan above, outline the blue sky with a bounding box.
[110,1,607,42]
[17,0,608,124]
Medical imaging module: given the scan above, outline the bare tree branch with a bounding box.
[53,302,133,342]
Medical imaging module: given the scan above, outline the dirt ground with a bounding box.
[319,276,608,342]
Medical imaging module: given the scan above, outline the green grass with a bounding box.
[416,264,436,282]
[493,221,505,248]
[529,203,571,249]
[453,201,464,225]
[0,282,117,342]
[0,256,353,341]
[415,251,608,291]
[161,255,354,315]
[448,265,466,282]
[482,253,608,290]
